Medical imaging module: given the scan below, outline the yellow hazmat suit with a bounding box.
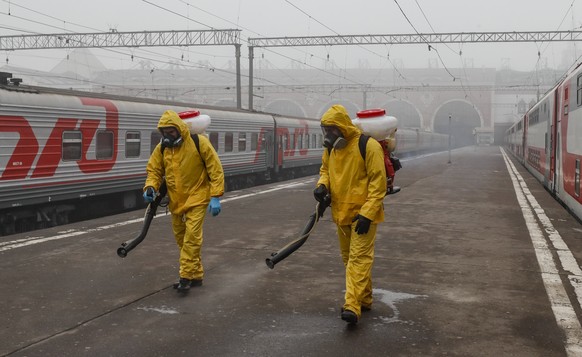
[316,105,386,319]
[144,110,224,281]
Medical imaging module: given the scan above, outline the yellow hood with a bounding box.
[320,105,360,141]
[157,110,190,139]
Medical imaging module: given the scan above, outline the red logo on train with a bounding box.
[1,98,119,181]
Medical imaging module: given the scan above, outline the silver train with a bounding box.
[0,81,449,236]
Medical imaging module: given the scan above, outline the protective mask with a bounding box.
[162,136,182,148]
[160,129,183,148]
[322,126,347,150]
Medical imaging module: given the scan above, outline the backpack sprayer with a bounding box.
[116,110,210,258]
[353,109,401,194]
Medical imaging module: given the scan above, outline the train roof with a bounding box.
[0,81,319,122]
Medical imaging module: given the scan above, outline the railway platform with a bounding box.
[1,145,582,356]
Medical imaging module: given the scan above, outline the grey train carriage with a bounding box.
[0,84,322,235]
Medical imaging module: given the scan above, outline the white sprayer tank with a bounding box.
[352,108,398,141]
[178,110,211,134]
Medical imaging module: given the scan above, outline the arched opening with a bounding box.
[264,100,307,118]
[318,101,361,119]
[434,101,481,147]
[383,100,421,128]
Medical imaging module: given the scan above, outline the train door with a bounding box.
[549,87,561,192]
[272,131,283,174]
[556,133,561,195]
[279,134,287,169]
[264,129,274,170]
[523,113,528,162]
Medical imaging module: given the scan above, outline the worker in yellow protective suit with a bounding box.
[314,105,386,324]
[143,110,224,292]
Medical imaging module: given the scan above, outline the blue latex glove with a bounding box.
[143,187,156,203]
[208,197,221,216]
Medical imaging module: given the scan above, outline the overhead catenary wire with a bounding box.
[3,0,565,108]
[174,0,333,69]
[391,0,479,107]
[0,2,313,104]
[283,0,408,81]
[143,0,376,91]
[0,11,225,68]
[521,0,578,96]
[150,1,374,101]
[392,0,457,81]
[410,0,475,102]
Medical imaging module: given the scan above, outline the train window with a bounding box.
[96,131,114,159]
[312,134,316,148]
[209,132,219,150]
[150,131,162,153]
[225,132,233,152]
[577,75,582,105]
[62,131,82,161]
[125,131,141,158]
[305,134,309,149]
[239,133,247,152]
[529,109,539,125]
[251,133,258,151]
[290,134,295,149]
[566,85,570,101]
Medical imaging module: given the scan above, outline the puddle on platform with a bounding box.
[373,288,427,324]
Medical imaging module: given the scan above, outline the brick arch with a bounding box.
[431,99,484,132]
[381,99,424,128]
[432,99,483,147]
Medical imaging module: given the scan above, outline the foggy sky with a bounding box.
[0,0,581,80]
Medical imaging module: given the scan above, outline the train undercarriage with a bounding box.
[0,165,321,237]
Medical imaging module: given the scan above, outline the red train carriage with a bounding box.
[505,63,582,221]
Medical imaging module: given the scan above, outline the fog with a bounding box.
[0,0,579,137]
[1,0,581,73]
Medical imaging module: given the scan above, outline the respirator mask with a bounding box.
[160,127,183,148]
[321,125,347,150]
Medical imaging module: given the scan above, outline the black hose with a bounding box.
[265,195,330,269]
[117,181,168,258]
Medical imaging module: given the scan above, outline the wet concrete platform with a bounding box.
[1,146,582,356]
